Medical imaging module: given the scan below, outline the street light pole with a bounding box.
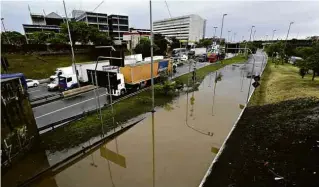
[228,30,231,42]
[272,29,276,41]
[245,25,255,55]
[265,34,268,41]
[63,0,80,87]
[233,32,236,43]
[252,29,256,41]
[282,21,294,63]
[1,18,11,44]
[219,14,227,44]
[213,26,218,38]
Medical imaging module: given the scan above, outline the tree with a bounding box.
[296,43,319,80]
[154,34,168,56]
[46,33,68,44]
[170,37,180,49]
[28,31,55,44]
[61,21,91,45]
[196,38,212,48]
[134,37,159,58]
[1,31,26,45]
[89,27,113,45]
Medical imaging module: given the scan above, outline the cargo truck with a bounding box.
[86,59,172,96]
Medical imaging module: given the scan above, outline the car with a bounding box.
[26,79,39,88]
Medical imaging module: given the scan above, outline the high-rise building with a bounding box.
[153,14,206,43]
[108,14,129,41]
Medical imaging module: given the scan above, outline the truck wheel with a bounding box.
[120,89,126,96]
[33,83,38,87]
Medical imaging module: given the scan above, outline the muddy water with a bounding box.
[31,52,266,187]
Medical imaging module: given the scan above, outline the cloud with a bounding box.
[1,0,318,41]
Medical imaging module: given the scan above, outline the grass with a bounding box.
[250,60,319,106]
[40,55,247,151]
[2,53,92,79]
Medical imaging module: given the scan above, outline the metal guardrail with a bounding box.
[38,87,151,133]
[29,93,61,102]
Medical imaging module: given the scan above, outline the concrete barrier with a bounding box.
[62,85,97,97]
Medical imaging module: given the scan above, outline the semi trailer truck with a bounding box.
[85,59,172,96]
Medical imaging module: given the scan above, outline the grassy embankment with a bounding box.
[2,54,92,79]
[250,60,319,106]
[41,55,247,151]
[204,60,319,186]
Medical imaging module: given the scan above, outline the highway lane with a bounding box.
[33,88,107,128]
[31,60,240,129]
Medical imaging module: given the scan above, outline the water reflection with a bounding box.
[25,52,266,187]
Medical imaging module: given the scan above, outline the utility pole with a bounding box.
[219,14,227,44]
[63,0,80,87]
[233,32,236,43]
[1,18,11,44]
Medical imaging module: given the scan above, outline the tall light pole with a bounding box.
[272,29,276,41]
[283,21,294,62]
[245,25,255,54]
[265,34,268,41]
[252,29,256,41]
[219,13,227,44]
[213,26,218,38]
[1,18,11,44]
[233,32,237,42]
[228,30,231,42]
[63,0,80,87]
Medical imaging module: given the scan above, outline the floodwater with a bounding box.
[16,52,266,187]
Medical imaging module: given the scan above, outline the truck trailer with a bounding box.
[87,59,172,96]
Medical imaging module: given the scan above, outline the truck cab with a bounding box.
[58,74,78,91]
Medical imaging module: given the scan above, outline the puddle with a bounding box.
[6,52,266,187]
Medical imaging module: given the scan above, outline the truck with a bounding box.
[190,48,207,56]
[57,74,79,91]
[1,73,28,90]
[47,61,109,91]
[86,59,172,96]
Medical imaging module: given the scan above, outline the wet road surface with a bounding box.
[27,51,267,187]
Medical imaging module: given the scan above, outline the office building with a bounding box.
[72,10,109,32]
[23,12,64,41]
[123,28,151,50]
[153,14,206,43]
[22,9,129,43]
[108,14,129,41]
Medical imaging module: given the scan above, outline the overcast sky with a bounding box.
[1,0,319,41]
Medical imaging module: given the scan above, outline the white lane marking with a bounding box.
[34,93,107,119]
[28,89,41,93]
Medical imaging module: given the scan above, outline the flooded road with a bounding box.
[25,52,266,187]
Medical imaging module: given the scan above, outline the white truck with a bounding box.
[190,48,207,56]
[47,61,109,91]
[50,67,73,81]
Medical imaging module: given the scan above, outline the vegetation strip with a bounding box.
[41,55,246,152]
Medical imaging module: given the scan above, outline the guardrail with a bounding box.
[38,87,151,133]
[29,93,61,102]
[62,85,97,97]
